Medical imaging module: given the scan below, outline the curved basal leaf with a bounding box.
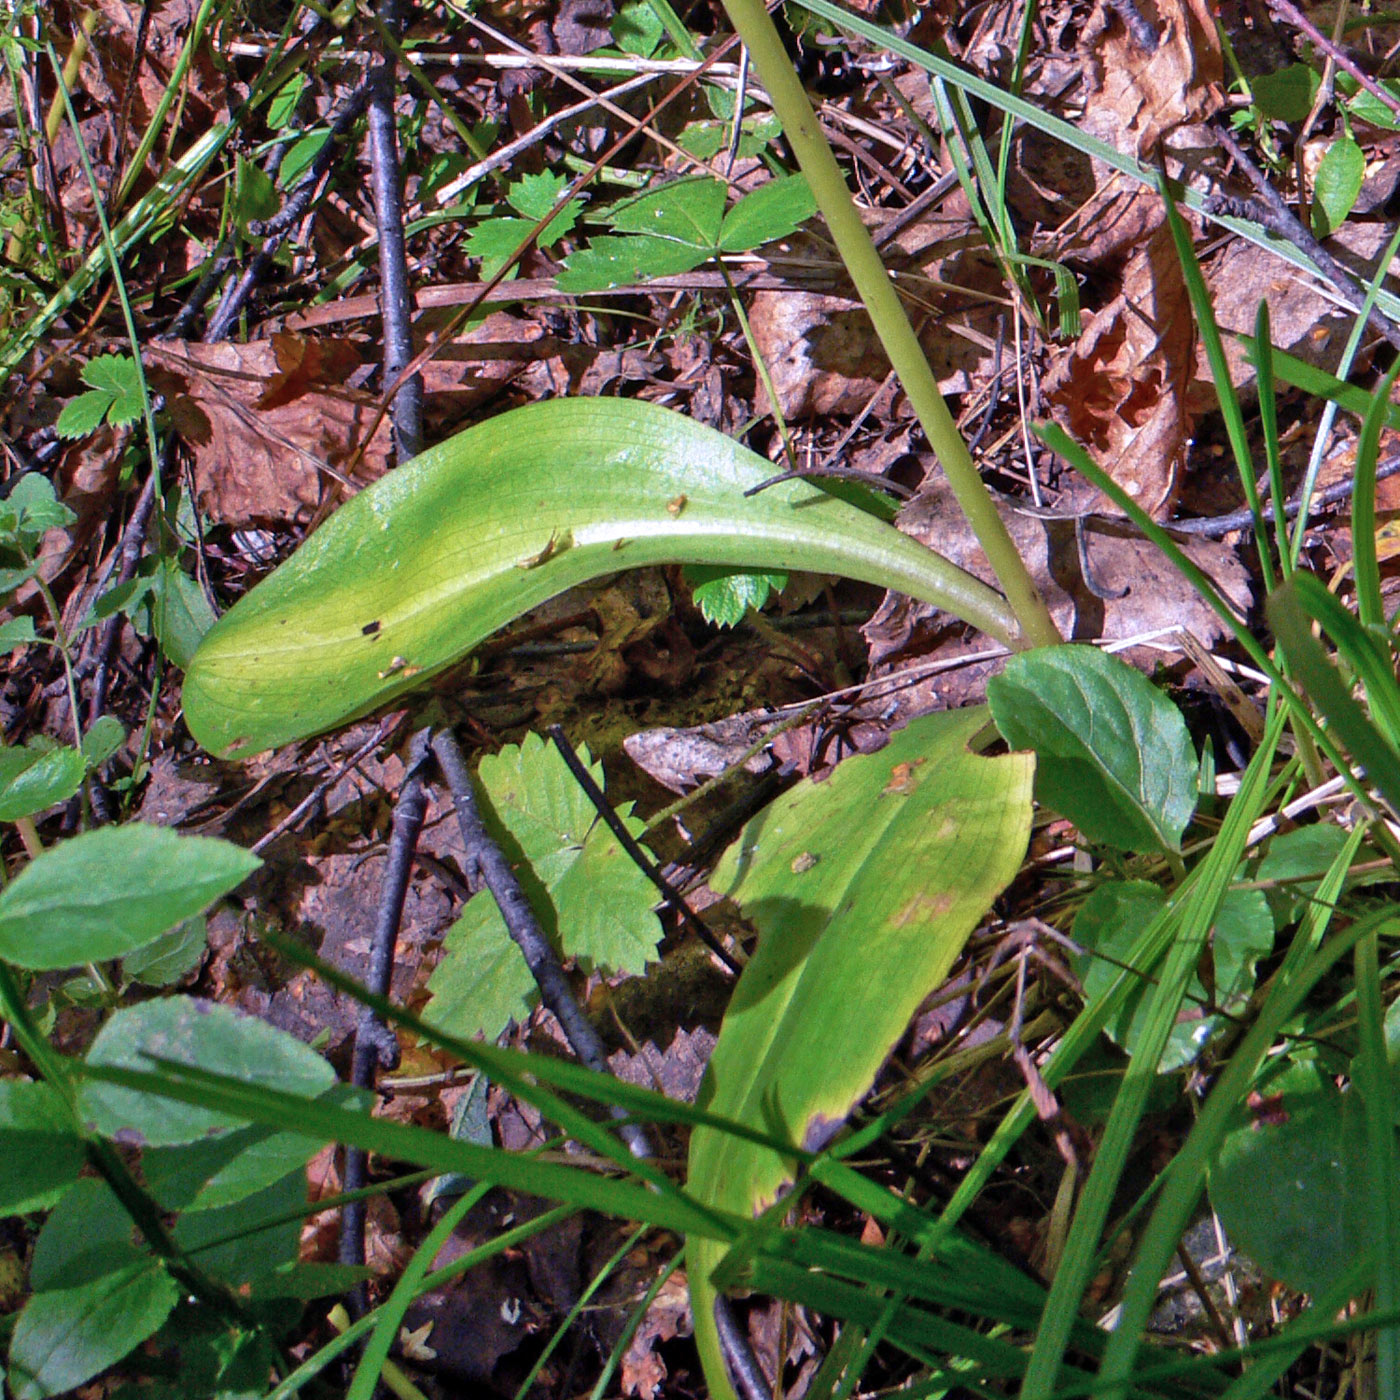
[182,398,1020,757]
[686,707,1033,1400]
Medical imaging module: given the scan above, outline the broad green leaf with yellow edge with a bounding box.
[686,706,1033,1400]
[181,398,1020,757]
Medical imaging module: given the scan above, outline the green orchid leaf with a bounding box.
[183,397,1019,758]
[686,707,1033,1400]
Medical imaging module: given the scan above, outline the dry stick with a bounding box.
[1168,451,1400,537]
[202,79,372,343]
[338,728,433,1313]
[1210,123,1400,354]
[1266,0,1400,122]
[366,0,423,462]
[545,725,743,977]
[430,729,655,1161]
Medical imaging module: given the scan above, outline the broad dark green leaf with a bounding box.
[0,1081,83,1216]
[987,644,1197,852]
[8,1261,178,1400]
[77,995,334,1147]
[1210,1061,1371,1295]
[687,707,1033,1397]
[0,824,259,969]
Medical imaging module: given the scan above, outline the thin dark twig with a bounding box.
[431,729,654,1160]
[339,729,433,1309]
[83,467,161,826]
[366,0,423,462]
[203,79,371,343]
[1210,124,1400,353]
[250,717,405,855]
[545,725,743,976]
[1266,0,1400,122]
[714,1296,774,1400]
[1169,452,1400,537]
[85,469,159,735]
[744,465,914,500]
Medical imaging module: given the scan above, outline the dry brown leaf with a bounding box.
[1045,223,1193,518]
[1199,221,1400,396]
[861,470,1252,714]
[148,339,393,526]
[622,1272,692,1400]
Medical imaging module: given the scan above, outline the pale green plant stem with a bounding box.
[717,0,1060,650]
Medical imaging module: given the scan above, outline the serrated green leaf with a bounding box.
[9,1259,178,1400]
[425,897,539,1039]
[78,995,334,1147]
[506,170,580,243]
[987,644,1197,852]
[717,174,816,252]
[608,175,726,244]
[1312,137,1365,237]
[7,474,75,536]
[78,354,144,429]
[466,215,533,275]
[423,733,661,1037]
[0,824,260,969]
[56,390,114,440]
[0,739,86,822]
[685,565,786,626]
[558,234,711,291]
[0,1081,83,1216]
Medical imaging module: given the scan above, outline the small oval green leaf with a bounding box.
[987,644,1196,852]
[77,995,335,1147]
[0,825,259,969]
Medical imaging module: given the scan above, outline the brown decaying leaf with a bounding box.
[148,339,394,527]
[1034,0,1225,516]
[622,1271,692,1400]
[861,470,1252,715]
[1044,223,1193,518]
